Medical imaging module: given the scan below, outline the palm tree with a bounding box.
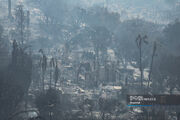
[136,34,148,89]
[148,42,157,90]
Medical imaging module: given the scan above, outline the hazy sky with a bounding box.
[12,0,180,24]
[76,0,180,24]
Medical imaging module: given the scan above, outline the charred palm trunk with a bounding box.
[148,42,156,90]
[139,41,143,89]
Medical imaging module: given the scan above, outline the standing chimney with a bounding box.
[8,0,12,18]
